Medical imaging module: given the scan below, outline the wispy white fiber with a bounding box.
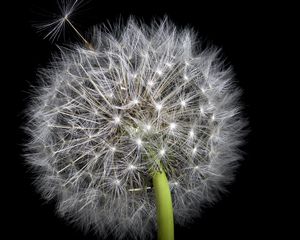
[33,0,86,42]
[25,18,246,239]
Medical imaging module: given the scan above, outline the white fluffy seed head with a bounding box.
[25,18,247,239]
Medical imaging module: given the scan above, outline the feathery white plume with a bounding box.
[34,0,85,42]
[25,18,246,239]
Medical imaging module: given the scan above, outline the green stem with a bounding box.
[152,166,174,240]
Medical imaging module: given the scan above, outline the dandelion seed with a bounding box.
[192,147,197,154]
[136,138,142,146]
[114,179,121,185]
[166,62,172,67]
[173,181,179,186]
[189,130,194,138]
[111,146,116,152]
[145,124,152,131]
[180,100,186,107]
[155,103,163,111]
[128,164,137,170]
[200,106,205,114]
[159,148,166,156]
[132,98,139,105]
[113,116,121,124]
[156,69,163,76]
[148,80,155,87]
[107,92,114,98]
[34,0,87,42]
[169,122,176,130]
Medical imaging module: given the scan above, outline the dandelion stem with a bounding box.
[153,165,174,240]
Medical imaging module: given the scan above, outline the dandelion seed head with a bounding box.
[25,17,247,239]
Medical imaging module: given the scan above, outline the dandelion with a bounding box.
[25,15,246,240]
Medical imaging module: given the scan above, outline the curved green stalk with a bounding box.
[153,166,174,240]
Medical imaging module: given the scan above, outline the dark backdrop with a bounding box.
[7,1,289,239]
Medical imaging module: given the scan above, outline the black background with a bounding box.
[7,0,291,239]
